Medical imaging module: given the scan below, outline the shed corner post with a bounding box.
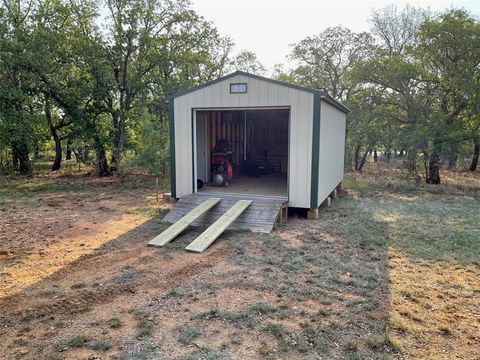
[309,94,321,218]
[168,98,176,199]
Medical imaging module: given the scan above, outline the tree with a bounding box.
[289,26,374,101]
[416,10,480,181]
[104,0,231,171]
[0,0,40,175]
[0,0,237,177]
[232,50,265,75]
[29,0,79,171]
[370,5,428,56]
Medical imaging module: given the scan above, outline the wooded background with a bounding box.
[0,1,478,184]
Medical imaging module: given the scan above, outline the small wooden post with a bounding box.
[307,208,319,220]
[326,196,331,207]
[155,177,159,203]
[278,203,288,223]
[332,189,338,199]
[282,205,288,222]
[336,182,342,192]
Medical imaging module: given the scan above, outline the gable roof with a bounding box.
[168,71,350,114]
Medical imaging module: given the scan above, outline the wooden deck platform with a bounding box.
[162,193,288,233]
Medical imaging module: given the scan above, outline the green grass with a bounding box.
[107,316,122,329]
[178,325,201,345]
[0,172,169,207]
[183,348,227,360]
[321,180,480,266]
[0,180,82,196]
[216,175,478,358]
[22,310,48,322]
[0,178,84,206]
[263,322,286,338]
[195,302,274,330]
[87,339,112,350]
[55,334,90,351]
[136,319,154,339]
[114,267,138,286]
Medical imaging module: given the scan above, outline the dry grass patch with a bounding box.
[0,169,478,359]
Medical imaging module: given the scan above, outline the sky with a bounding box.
[190,0,480,74]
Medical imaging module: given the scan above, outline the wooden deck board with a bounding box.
[148,198,221,247]
[185,200,252,253]
[163,193,286,233]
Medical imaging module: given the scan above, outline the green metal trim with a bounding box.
[310,94,321,208]
[167,71,350,114]
[168,99,176,198]
[322,94,350,114]
[191,108,195,193]
[343,115,348,177]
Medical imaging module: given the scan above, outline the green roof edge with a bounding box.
[167,71,350,114]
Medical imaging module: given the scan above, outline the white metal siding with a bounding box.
[318,101,346,204]
[174,74,314,208]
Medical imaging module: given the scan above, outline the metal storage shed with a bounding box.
[167,71,349,219]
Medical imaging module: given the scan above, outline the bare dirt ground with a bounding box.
[0,166,479,360]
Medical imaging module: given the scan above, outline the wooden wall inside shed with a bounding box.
[198,110,289,173]
[249,110,289,173]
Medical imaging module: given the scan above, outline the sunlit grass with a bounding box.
[322,178,480,266]
[323,173,480,358]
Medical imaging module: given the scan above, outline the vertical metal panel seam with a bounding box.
[310,95,321,208]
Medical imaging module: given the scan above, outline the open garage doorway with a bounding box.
[195,108,289,199]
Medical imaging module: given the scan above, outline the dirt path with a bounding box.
[0,185,156,299]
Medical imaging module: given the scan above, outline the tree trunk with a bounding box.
[386,151,391,163]
[12,141,31,175]
[18,143,31,175]
[66,139,72,160]
[46,97,62,171]
[11,144,19,171]
[51,131,62,171]
[404,146,423,181]
[373,148,378,163]
[354,144,361,170]
[427,150,441,184]
[421,149,429,183]
[448,153,457,170]
[469,140,479,171]
[358,147,371,172]
[73,146,84,163]
[110,112,125,172]
[96,142,110,177]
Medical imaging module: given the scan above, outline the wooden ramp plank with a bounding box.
[148,198,221,247]
[185,200,252,253]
